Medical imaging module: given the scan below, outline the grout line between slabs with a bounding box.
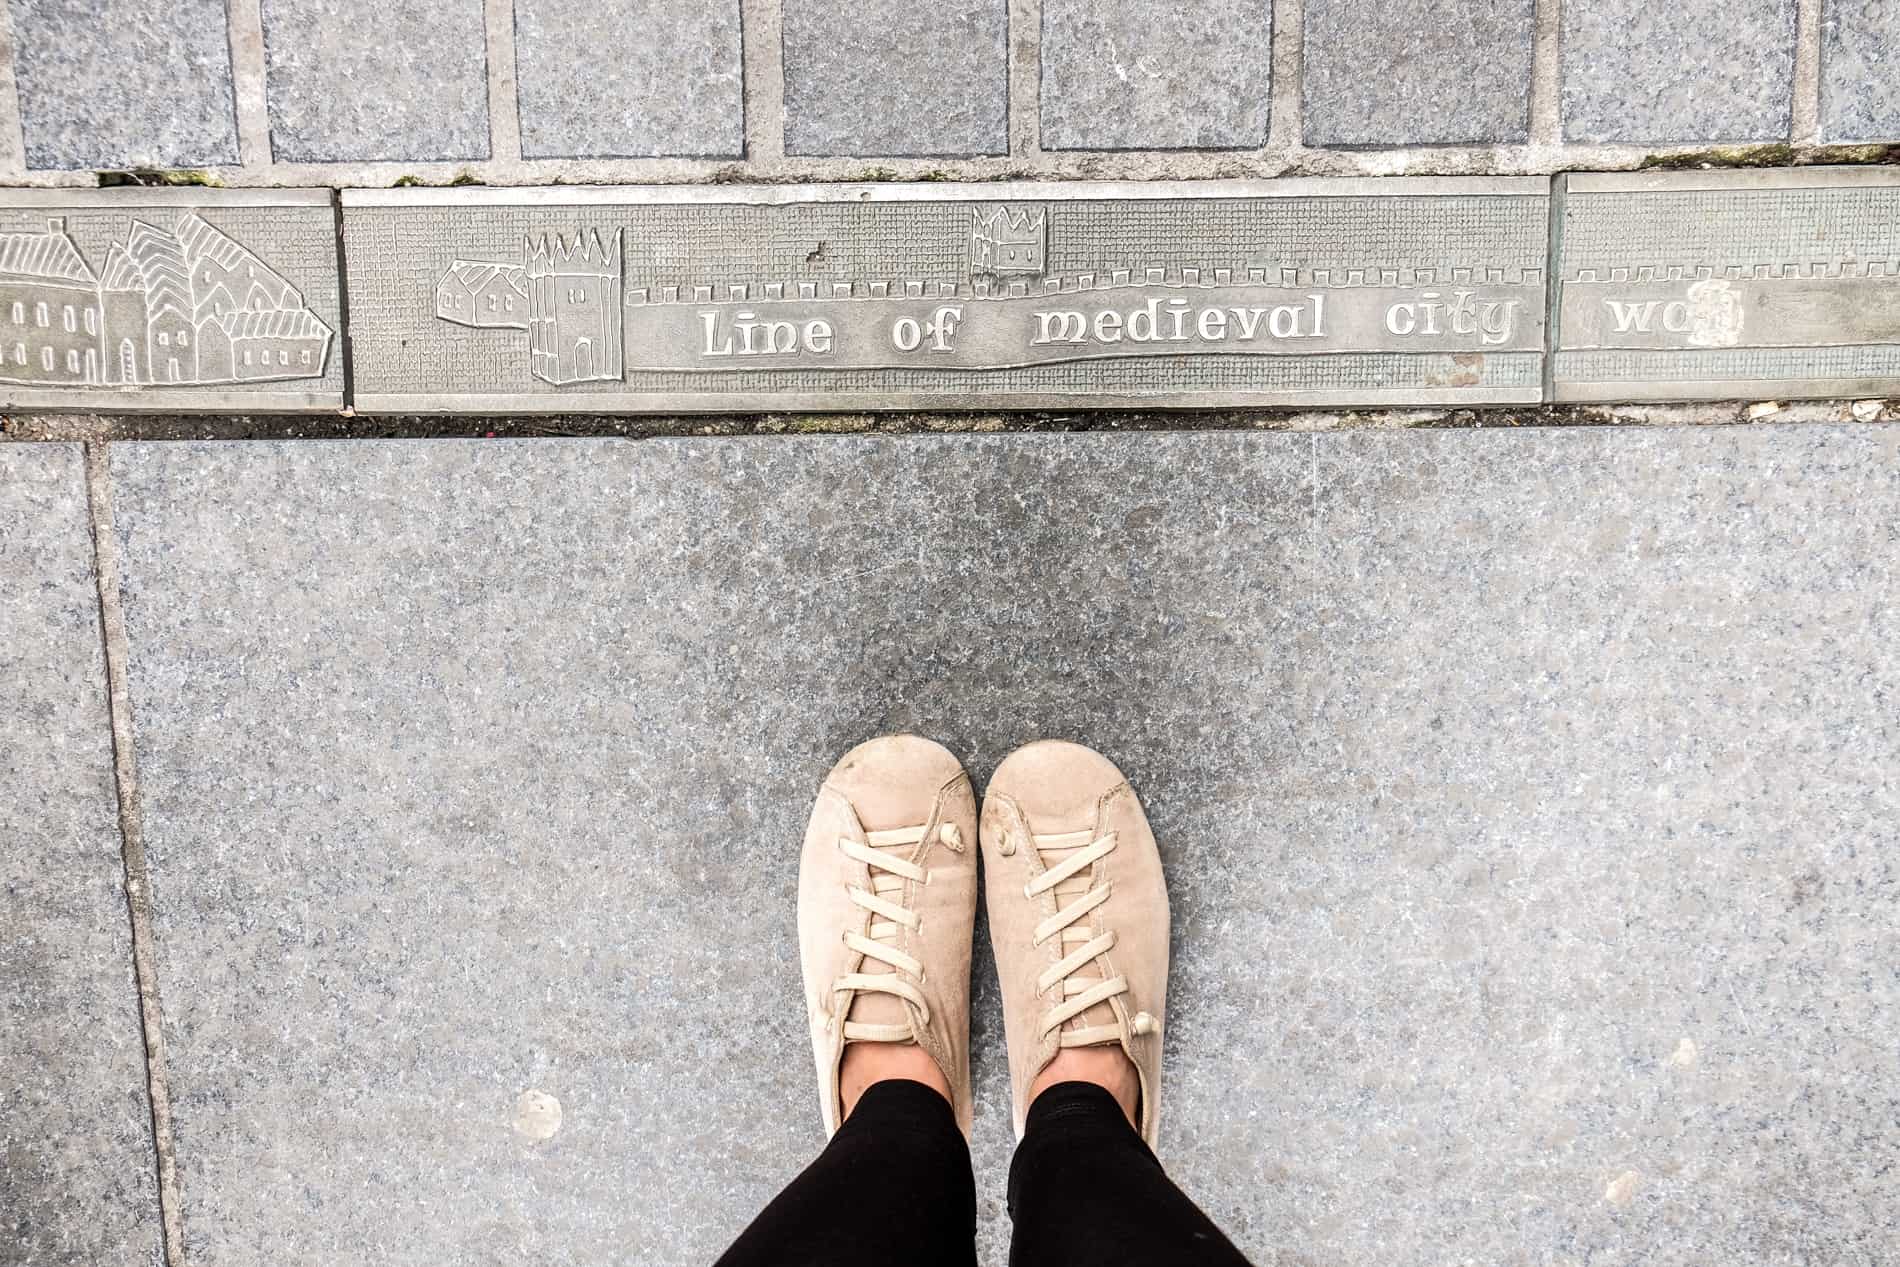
[226,0,272,167]
[1007,0,1042,159]
[0,1,25,173]
[741,0,785,162]
[1529,0,1563,146]
[1266,0,1303,148]
[484,0,523,162]
[83,441,189,1267]
[1791,0,1824,145]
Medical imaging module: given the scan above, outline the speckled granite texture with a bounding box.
[782,0,1008,155]
[1821,0,1900,141]
[261,0,490,161]
[1562,0,1796,142]
[1039,0,1271,150]
[0,445,161,1266]
[7,0,239,168]
[109,430,1899,1265]
[1305,0,1534,145]
[513,0,744,158]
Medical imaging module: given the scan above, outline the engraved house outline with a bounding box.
[0,212,332,388]
[434,228,624,387]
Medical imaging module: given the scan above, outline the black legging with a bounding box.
[714,1078,1252,1266]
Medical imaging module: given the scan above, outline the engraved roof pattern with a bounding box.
[0,222,96,284]
[442,259,526,293]
[101,244,143,292]
[125,220,192,319]
[177,211,304,309]
[214,307,332,339]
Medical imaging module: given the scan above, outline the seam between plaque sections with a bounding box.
[329,188,358,413]
[1542,172,1565,402]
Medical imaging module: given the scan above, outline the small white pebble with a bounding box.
[513,1089,563,1141]
[1745,401,1785,420]
[1605,1170,1641,1207]
[1670,1037,1699,1068]
[1851,399,1885,421]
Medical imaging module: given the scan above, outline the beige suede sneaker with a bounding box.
[980,740,1170,1146]
[798,735,978,1138]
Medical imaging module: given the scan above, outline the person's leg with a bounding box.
[1006,1059,1249,1266]
[715,1075,975,1267]
[716,735,981,1265]
[981,741,1252,1266]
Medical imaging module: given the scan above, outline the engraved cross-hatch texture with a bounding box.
[1554,170,1900,401]
[342,181,1549,411]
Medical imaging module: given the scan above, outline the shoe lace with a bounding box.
[1025,829,1154,1046]
[830,822,958,1042]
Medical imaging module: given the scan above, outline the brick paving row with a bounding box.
[3,0,1895,175]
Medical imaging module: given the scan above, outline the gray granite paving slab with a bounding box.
[1039,0,1271,150]
[111,428,1900,1265]
[7,0,239,169]
[1,444,161,1266]
[1821,0,1900,140]
[1562,0,1796,142]
[514,0,744,158]
[1304,0,1533,145]
[782,0,1008,155]
[261,0,489,162]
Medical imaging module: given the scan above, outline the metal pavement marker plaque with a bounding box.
[0,188,344,413]
[1553,167,1900,403]
[341,179,1549,413]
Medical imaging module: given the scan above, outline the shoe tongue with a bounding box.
[1034,833,1120,1041]
[844,832,921,1040]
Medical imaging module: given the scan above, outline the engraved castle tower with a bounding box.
[969,205,1047,278]
[526,228,623,385]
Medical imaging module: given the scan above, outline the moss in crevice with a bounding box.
[1637,142,1900,171]
[96,168,225,187]
[388,170,486,188]
[1637,144,1796,171]
[1798,143,1900,166]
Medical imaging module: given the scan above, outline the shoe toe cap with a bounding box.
[824,733,967,830]
[985,739,1130,832]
